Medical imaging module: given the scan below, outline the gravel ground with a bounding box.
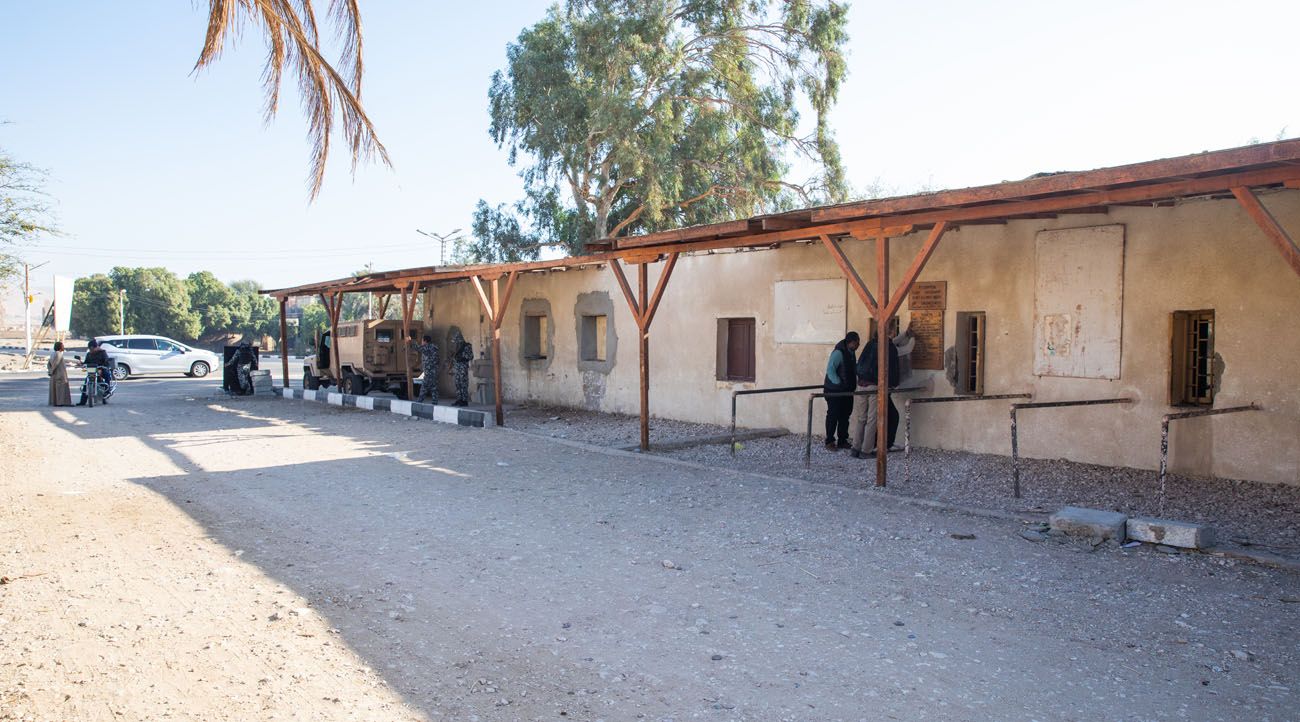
[3,379,1298,720]
[508,404,1300,559]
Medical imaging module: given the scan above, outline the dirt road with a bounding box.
[1,373,1296,720]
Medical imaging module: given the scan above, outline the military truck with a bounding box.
[303,319,423,399]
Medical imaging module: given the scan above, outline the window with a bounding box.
[1171,310,1215,406]
[524,314,549,359]
[127,338,156,350]
[716,317,756,382]
[375,329,393,343]
[580,315,607,362]
[955,312,986,395]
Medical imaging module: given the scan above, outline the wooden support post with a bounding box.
[399,284,414,401]
[609,253,679,451]
[820,234,878,315]
[883,222,948,318]
[378,293,391,319]
[1231,187,1300,278]
[324,292,343,385]
[278,296,289,388]
[875,236,890,486]
[469,271,519,426]
[638,261,650,451]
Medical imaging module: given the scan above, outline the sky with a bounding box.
[3,0,1300,294]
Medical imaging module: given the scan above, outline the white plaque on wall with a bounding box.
[774,278,847,344]
[1033,224,1125,379]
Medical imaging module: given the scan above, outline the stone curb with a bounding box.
[273,386,491,428]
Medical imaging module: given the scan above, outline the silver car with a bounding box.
[96,335,222,380]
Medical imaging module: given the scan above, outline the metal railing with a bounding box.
[803,389,881,467]
[1159,404,1261,514]
[1009,398,1133,498]
[730,384,823,456]
[904,395,1034,457]
[904,395,1034,486]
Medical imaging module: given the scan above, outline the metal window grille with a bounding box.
[955,311,985,395]
[1170,310,1214,406]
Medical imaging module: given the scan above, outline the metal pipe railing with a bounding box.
[904,395,1034,486]
[730,384,823,456]
[909,395,1029,457]
[1009,398,1133,498]
[1159,404,1260,514]
[804,389,880,467]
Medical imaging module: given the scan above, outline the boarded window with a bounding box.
[955,312,986,395]
[580,315,607,362]
[1033,224,1125,379]
[524,315,548,359]
[715,318,756,382]
[1170,310,1215,406]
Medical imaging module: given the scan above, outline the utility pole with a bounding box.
[119,288,126,334]
[23,261,49,355]
[416,228,465,266]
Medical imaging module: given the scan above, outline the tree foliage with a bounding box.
[70,274,121,339]
[111,267,202,341]
[481,0,849,256]
[0,146,59,282]
[193,0,389,198]
[455,200,543,264]
[186,270,240,331]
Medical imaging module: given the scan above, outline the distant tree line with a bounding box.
[71,268,279,347]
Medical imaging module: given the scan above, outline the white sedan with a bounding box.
[96,335,222,380]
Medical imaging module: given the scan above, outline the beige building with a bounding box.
[271,141,1300,487]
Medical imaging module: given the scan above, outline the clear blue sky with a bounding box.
[3,1,1299,290]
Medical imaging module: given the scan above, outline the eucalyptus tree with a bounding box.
[481,0,849,256]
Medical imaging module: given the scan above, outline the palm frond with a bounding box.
[194,0,389,199]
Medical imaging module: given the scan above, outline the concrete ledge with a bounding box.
[272,386,493,429]
[1049,506,1127,542]
[1127,517,1215,549]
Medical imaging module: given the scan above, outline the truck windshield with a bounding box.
[376,330,393,343]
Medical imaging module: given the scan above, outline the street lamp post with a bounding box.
[416,228,465,266]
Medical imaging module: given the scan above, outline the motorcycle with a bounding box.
[74,356,117,407]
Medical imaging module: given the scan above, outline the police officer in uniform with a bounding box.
[450,329,473,407]
[410,334,439,403]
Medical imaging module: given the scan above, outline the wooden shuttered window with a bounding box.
[716,317,756,382]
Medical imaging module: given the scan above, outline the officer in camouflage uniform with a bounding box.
[450,329,473,406]
[410,334,439,403]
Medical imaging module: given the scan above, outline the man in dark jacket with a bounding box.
[851,326,902,455]
[823,331,860,450]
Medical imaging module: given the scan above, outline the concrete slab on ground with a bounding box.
[1050,506,1128,541]
[1128,516,1216,549]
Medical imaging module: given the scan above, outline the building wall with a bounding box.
[426,190,1300,486]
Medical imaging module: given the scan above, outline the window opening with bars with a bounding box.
[955,311,986,395]
[1170,310,1215,406]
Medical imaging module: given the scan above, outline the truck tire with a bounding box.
[342,373,367,396]
[303,368,320,390]
[392,384,409,401]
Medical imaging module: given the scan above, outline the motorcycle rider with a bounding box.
[76,339,112,406]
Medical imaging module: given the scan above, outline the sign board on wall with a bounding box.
[774,279,847,344]
[909,281,947,310]
[908,309,945,370]
[1033,224,1125,379]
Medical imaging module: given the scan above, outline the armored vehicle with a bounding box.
[303,319,423,399]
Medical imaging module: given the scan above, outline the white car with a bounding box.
[96,335,222,380]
